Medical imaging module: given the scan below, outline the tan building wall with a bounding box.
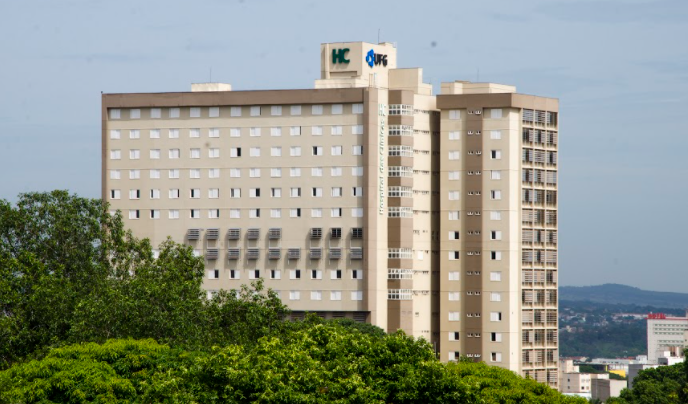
[102,41,558,387]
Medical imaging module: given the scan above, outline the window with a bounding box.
[249,147,261,157]
[230,128,241,137]
[490,231,502,240]
[351,291,364,300]
[271,209,281,218]
[329,104,343,115]
[490,109,503,119]
[290,126,301,136]
[129,170,140,179]
[271,168,282,178]
[491,150,502,159]
[311,208,322,218]
[312,105,323,115]
[190,107,201,118]
[330,269,343,280]
[448,292,460,301]
[190,148,200,159]
[110,150,121,160]
[449,110,460,120]
[209,148,219,158]
[448,131,460,140]
[449,312,460,321]
[109,109,121,119]
[311,291,322,301]
[311,269,322,280]
[190,128,200,138]
[351,208,363,217]
[231,147,242,157]
[168,210,179,219]
[331,167,342,177]
[448,171,460,181]
[289,146,302,157]
[249,209,260,218]
[311,126,323,136]
[169,149,180,159]
[129,109,140,119]
[169,108,180,118]
[208,128,219,138]
[271,105,282,116]
[331,126,343,136]
[248,269,260,280]
[150,169,160,179]
[205,106,218,118]
[109,130,121,140]
[290,167,301,177]
[190,189,200,198]
[230,168,241,178]
[312,146,323,156]
[208,209,220,219]
[331,208,342,218]
[490,211,502,220]
[147,149,160,160]
[352,269,363,279]
[230,106,242,117]
[167,128,179,139]
[270,127,282,137]
[290,188,301,197]
[491,251,502,261]
[168,169,180,179]
[110,170,121,179]
[490,271,502,281]
[449,332,460,341]
[331,146,342,155]
[148,209,160,220]
[351,145,363,156]
[490,312,502,322]
[290,269,301,279]
[290,208,301,217]
[150,189,160,199]
[271,147,282,157]
[249,168,260,178]
[230,209,240,218]
[190,209,200,218]
[311,167,323,177]
[230,269,241,280]
[331,187,342,197]
[249,188,261,198]
[491,352,502,362]
[128,210,140,219]
[290,105,302,115]
[230,188,241,198]
[491,190,502,200]
[312,188,323,197]
[149,129,160,139]
[110,189,120,199]
[270,188,281,198]
[389,166,412,177]
[448,151,459,160]
[491,171,501,180]
[448,191,460,200]
[208,188,219,198]
[352,167,363,176]
[448,211,459,220]
[491,130,502,140]
[449,231,460,240]
[250,127,261,137]
[490,292,502,302]
[190,169,201,179]
[250,106,261,116]
[448,271,460,280]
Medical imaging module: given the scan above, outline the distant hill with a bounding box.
[560,284,688,310]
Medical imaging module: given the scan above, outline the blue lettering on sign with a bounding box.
[366,49,388,68]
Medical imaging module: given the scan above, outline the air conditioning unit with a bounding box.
[227,228,241,240]
[310,248,322,259]
[206,248,219,260]
[206,228,219,240]
[287,248,300,259]
[329,248,342,260]
[310,228,322,239]
[227,249,240,260]
[350,248,363,260]
[187,229,201,240]
[247,228,260,240]
[246,249,260,259]
[268,228,282,240]
[268,248,281,260]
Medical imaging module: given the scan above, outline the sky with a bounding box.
[1,0,687,292]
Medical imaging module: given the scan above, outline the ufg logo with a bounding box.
[365,49,388,68]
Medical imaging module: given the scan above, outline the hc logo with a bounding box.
[365,49,388,68]
[331,48,350,64]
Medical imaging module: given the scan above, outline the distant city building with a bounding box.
[646,312,688,362]
[101,41,560,386]
[591,378,626,402]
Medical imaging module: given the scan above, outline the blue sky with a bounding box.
[1,0,687,291]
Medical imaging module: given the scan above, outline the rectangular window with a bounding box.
[490,271,502,281]
[449,110,460,120]
[190,188,200,199]
[491,190,502,200]
[130,109,141,119]
[190,169,201,179]
[330,269,342,280]
[149,149,161,159]
[330,291,342,301]
[208,209,220,219]
[150,189,160,199]
[250,168,261,178]
[311,291,322,300]
[169,189,180,199]
[270,127,282,137]
[448,151,459,160]
[110,189,120,199]
[312,105,323,115]
[448,131,459,140]
[248,269,260,280]
[250,147,260,157]
[290,167,301,177]
[249,188,261,198]
[209,148,219,158]
[448,292,460,301]
[230,106,242,117]
[190,148,200,159]
[290,146,301,156]
[312,126,323,136]
[230,128,241,137]
[190,209,200,218]
[291,105,302,115]
[448,271,460,280]
[312,187,322,197]
[311,167,323,177]
[352,187,363,197]
[271,168,282,178]
[331,167,342,177]
[331,146,342,156]
[490,109,503,119]
[331,104,343,114]
[208,188,219,199]
[311,208,322,218]
[208,107,219,118]
[290,188,301,197]
[352,270,363,279]
[169,149,180,159]
[491,352,502,362]
[490,130,502,140]
[249,209,260,218]
[110,130,121,139]
[290,269,301,280]
[271,147,282,157]
[449,312,460,321]
[150,129,160,139]
[448,191,460,200]
[150,169,160,179]
[271,105,282,116]
[490,211,502,220]
[448,171,460,180]
[490,312,502,322]
[491,171,501,180]
[312,146,323,156]
[168,128,179,139]
[491,251,502,260]
[352,125,364,135]
[190,107,201,118]
[352,167,363,176]
[331,126,343,136]
[230,209,240,218]
[168,209,179,219]
[168,169,180,179]
[109,109,121,119]
[331,208,342,218]
[271,209,281,218]
[331,187,342,197]
[250,106,261,116]
[209,128,219,138]
[491,332,503,342]
[351,291,363,300]
[311,270,322,280]
[490,292,502,302]
[290,126,301,136]
[230,188,241,198]
[169,108,180,118]
[449,231,460,240]
[208,168,219,178]
[230,269,241,279]
[352,145,363,155]
[290,208,301,217]
[250,127,261,137]
[190,128,200,138]
[129,170,140,179]
[490,231,502,240]
[230,168,241,178]
[231,147,242,157]
[110,150,121,160]
[129,210,140,219]
[351,208,363,218]
[352,103,363,114]
[448,211,459,220]
[491,150,502,159]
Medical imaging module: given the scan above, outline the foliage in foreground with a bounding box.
[0,332,586,404]
[607,356,688,404]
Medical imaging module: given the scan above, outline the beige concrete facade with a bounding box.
[102,41,559,387]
